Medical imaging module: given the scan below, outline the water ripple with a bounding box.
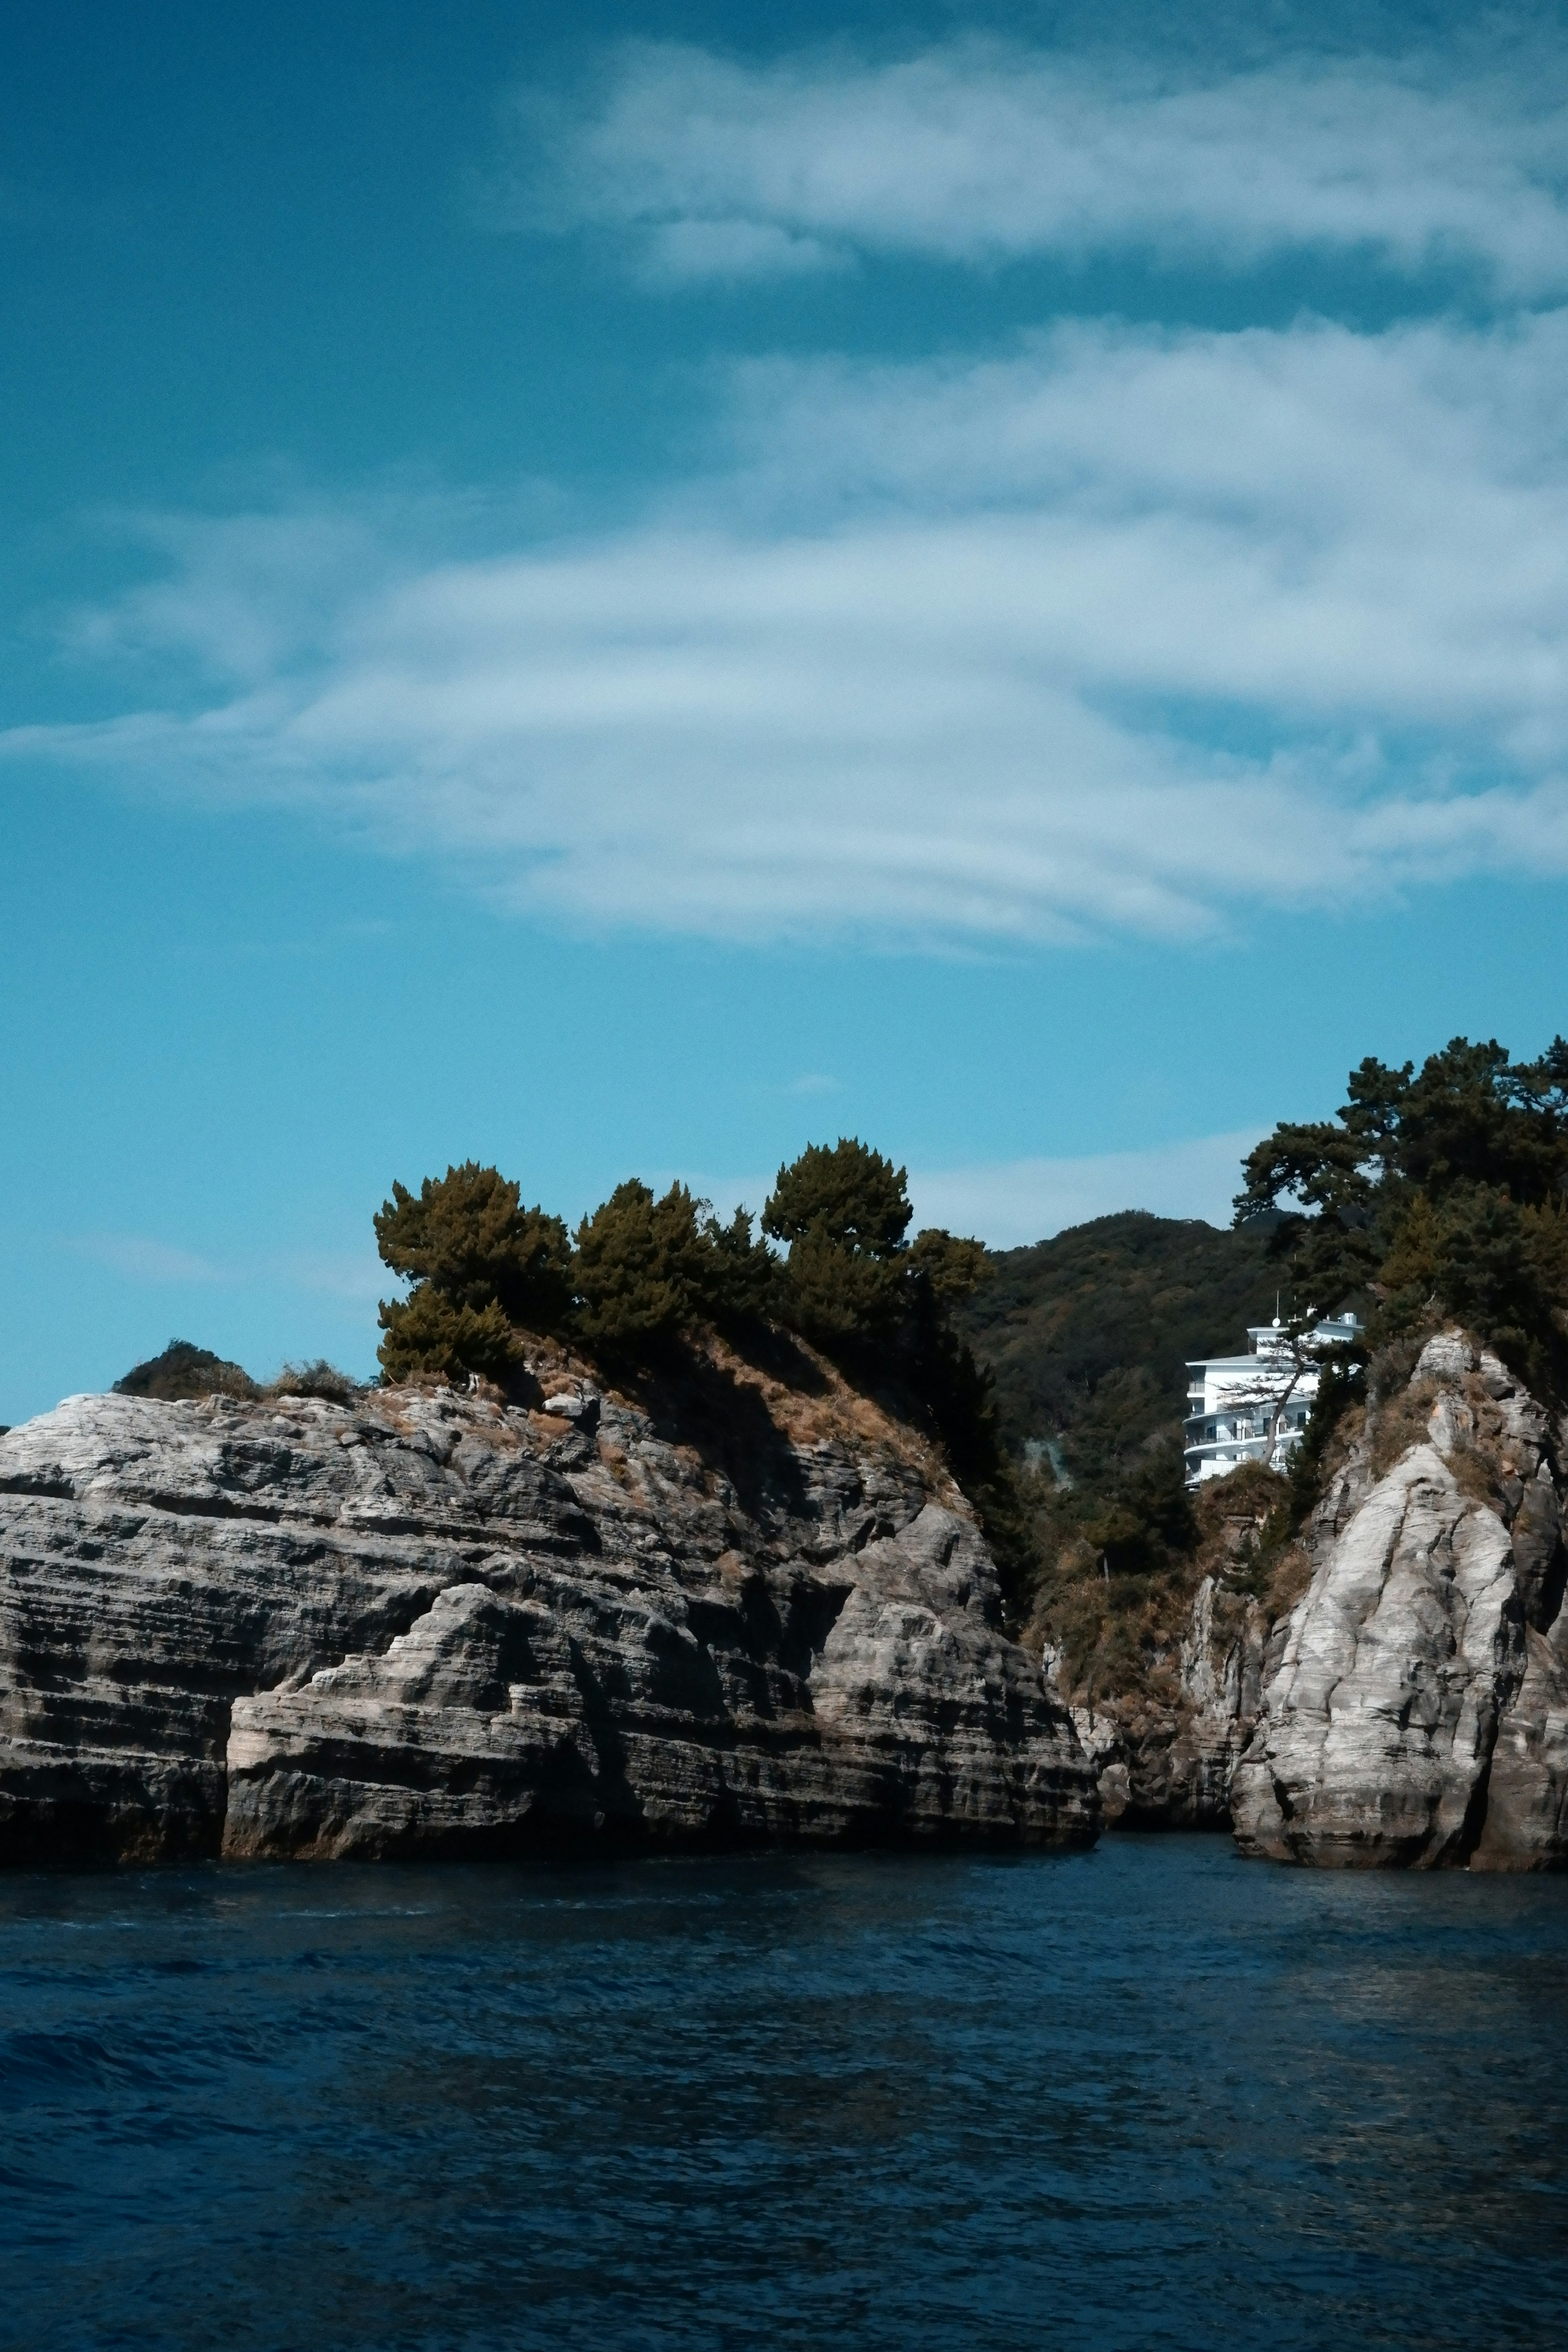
[0,1839,1564,2350]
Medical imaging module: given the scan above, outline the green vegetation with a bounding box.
[573,1180,708,1350]
[762,1139,1027,1597]
[374,1161,574,1320]
[368,1136,1022,1595]
[269,1359,362,1404]
[954,1211,1283,1481]
[114,1339,258,1402]
[372,1138,992,1386]
[953,1033,1568,1688]
[112,1341,361,1406]
[762,1138,912,1345]
[947,1214,1281,1668]
[376,1287,523,1385]
[1034,1459,1298,1710]
[1239,1034,1568,1394]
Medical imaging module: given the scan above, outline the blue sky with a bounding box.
[3,0,1566,1420]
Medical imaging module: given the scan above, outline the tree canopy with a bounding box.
[373,1160,779,1382]
[762,1138,912,1258]
[374,1162,573,1328]
[762,1138,917,1348]
[1235,1034,1568,1388]
[369,1137,1017,1595]
[113,1338,256,1402]
[573,1180,703,1350]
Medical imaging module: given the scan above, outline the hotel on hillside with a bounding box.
[1183,1312,1361,1488]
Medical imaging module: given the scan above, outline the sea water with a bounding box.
[2,1834,1565,2350]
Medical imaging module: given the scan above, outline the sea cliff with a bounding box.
[1230,1330,1568,1867]
[4,1325,1563,1868]
[1062,1329,1568,1866]
[0,1339,1097,1862]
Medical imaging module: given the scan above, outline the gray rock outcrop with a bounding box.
[1056,1548,1276,1832]
[0,1351,1098,1862]
[1231,1332,1568,1868]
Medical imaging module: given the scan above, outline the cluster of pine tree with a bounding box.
[374,1139,990,1380]
[374,1140,1027,1588]
[1239,1033,1568,1402]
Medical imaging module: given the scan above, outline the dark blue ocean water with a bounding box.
[2,1834,1566,2352]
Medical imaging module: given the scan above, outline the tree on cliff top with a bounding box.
[762,1138,1030,1600]
[374,1160,775,1380]
[368,1137,1021,1593]
[1236,1033,1568,1390]
[114,1339,256,1401]
[763,1138,913,1259]
[375,1161,572,1383]
[375,1163,573,1327]
[762,1138,913,1348]
[573,1180,703,1352]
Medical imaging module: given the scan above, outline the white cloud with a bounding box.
[642,217,845,283]
[908,1130,1267,1250]
[505,36,1568,293]
[8,311,1568,947]
[62,1234,385,1303]
[279,1251,388,1304]
[675,1129,1265,1250]
[70,1234,226,1285]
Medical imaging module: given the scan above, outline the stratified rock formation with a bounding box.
[1232,1332,1568,1869]
[0,1344,1098,1862]
[1033,1467,1290,1836]
[1069,1566,1276,1831]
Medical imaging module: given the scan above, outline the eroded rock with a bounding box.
[1231,1333,1567,1869]
[0,1357,1098,1862]
[1053,1553,1278,1833]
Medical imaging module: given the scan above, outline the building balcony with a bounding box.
[1183,1428,1301,1488]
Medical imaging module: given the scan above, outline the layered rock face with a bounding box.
[1232,1333,1568,1869]
[1069,1566,1275,1831]
[0,1350,1098,1863]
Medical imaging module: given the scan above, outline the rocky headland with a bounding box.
[3,1324,1564,1869]
[0,1338,1098,1863]
[1065,1329,1568,1866]
[1230,1330,1568,1867]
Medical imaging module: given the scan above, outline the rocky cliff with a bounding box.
[0,1340,1098,1863]
[1068,1567,1275,1831]
[1231,1332,1568,1869]
[1034,1474,1290,1834]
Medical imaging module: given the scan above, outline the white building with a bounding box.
[1183,1312,1361,1487]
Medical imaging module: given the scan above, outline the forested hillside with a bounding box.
[953,1210,1282,1489]
[955,1035,1568,1699]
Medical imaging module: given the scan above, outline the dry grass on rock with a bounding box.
[1025,1462,1302,1708]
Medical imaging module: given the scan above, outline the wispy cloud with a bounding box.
[499,36,1568,294]
[11,307,1567,949]
[70,1234,227,1284]
[908,1129,1267,1250]
[676,1128,1266,1249]
[63,1234,384,1303]
[278,1251,387,1304]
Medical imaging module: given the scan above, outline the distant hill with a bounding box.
[953,1211,1283,1485]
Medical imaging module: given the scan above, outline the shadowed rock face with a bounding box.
[0,1358,1098,1862]
[1231,1333,1568,1870]
[1067,1570,1276,1833]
